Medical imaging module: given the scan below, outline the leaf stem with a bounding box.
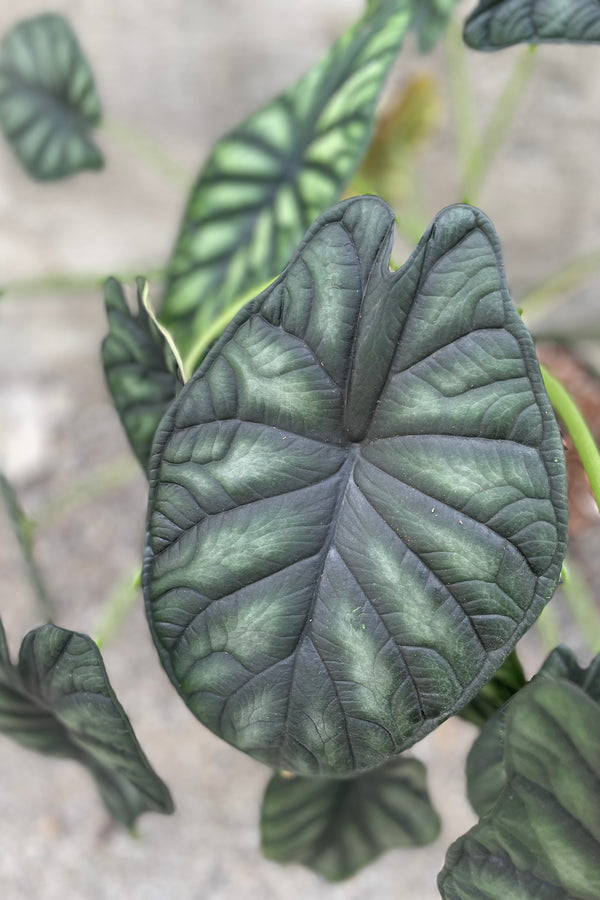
[445,19,479,200]
[535,600,561,652]
[540,364,600,512]
[94,567,142,650]
[462,45,537,204]
[519,248,600,321]
[0,473,54,618]
[1,266,165,298]
[100,117,192,191]
[35,456,140,529]
[560,560,600,653]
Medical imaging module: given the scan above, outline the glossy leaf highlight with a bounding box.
[161,0,412,356]
[144,196,567,777]
[102,278,182,473]
[0,617,173,826]
[464,0,600,50]
[0,14,103,179]
[261,757,440,880]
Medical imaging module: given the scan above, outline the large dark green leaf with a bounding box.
[465,644,600,817]
[102,278,182,473]
[144,196,567,777]
[0,617,173,826]
[160,0,413,358]
[459,650,525,728]
[439,659,600,899]
[410,0,460,51]
[261,757,440,880]
[0,14,103,179]
[463,0,600,50]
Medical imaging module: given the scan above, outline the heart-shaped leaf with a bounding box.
[463,0,600,50]
[410,0,460,52]
[0,14,103,180]
[439,652,600,899]
[160,0,412,358]
[0,617,173,826]
[144,195,567,777]
[459,650,525,728]
[261,757,440,881]
[102,278,182,473]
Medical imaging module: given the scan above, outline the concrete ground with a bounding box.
[1,1,600,898]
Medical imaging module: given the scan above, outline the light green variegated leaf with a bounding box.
[161,1,413,358]
[261,757,440,881]
[463,0,600,50]
[144,196,567,777]
[439,654,600,899]
[410,0,460,51]
[465,644,600,817]
[0,14,103,179]
[459,650,525,728]
[0,617,173,827]
[102,278,182,473]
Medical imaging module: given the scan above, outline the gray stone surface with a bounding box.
[1,1,600,898]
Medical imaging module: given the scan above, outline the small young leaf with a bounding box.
[459,650,525,728]
[144,196,567,777]
[439,661,600,899]
[0,14,103,179]
[102,278,182,473]
[464,0,600,50]
[409,0,460,52]
[0,617,174,826]
[161,0,413,357]
[261,757,440,881]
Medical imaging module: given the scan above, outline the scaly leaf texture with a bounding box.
[0,13,103,179]
[464,0,600,50]
[160,0,412,357]
[144,196,567,777]
[261,757,440,880]
[0,617,173,826]
[102,278,182,473]
[439,658,600,899]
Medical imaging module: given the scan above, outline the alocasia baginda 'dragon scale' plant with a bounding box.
[6,0,600,891]
[143,195,567,776]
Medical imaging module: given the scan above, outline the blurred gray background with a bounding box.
[1,2,600,898]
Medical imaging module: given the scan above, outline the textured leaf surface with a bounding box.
[459,649,525,728]
[439,662,600,899]
[160,0,412,356]
[0,618,173,826]
[466,644,600,817]
[261,757,440,880]
[102,278,181,473]
[410,0,460,51]
[464,0,600,49]
[0,14,102,179]
[144,195,567,777]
